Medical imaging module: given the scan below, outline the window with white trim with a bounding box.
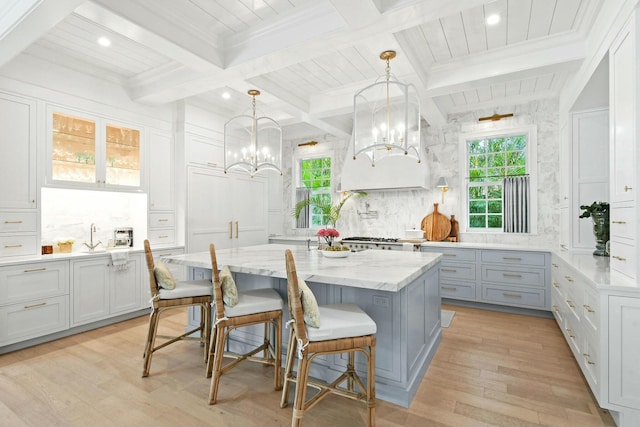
[297,157,332,227]
[461,126,537,233]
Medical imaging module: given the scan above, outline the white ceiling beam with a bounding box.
[77,1,222,73]
[0,0,85,68]
[426,34,586,97]
[129,0,490,104]
[445,89,559,115]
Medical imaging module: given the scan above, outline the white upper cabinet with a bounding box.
[0,92,36,209]
[46,107,142,190]
[148,130,174,211]
[609,17,637,206]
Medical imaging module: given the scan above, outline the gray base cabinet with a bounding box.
[421,246,550,310]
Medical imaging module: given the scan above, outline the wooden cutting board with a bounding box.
[421,203,451,241]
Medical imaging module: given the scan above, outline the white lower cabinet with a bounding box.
[71,254,142,326]
[552,253,640,426]
[0,260,69,346]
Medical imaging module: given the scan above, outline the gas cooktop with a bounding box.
[341,236,400,243]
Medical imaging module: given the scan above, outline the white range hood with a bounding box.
[340,154,429,191]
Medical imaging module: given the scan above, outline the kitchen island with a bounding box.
[162,243,442,407]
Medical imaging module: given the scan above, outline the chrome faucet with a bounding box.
[83,223,102,251]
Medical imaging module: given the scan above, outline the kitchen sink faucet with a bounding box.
[83,223,102,251]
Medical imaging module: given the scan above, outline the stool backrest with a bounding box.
[144,239,160,299]
[284,249,308,344]
[209,243,226,319]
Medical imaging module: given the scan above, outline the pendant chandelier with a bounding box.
[224,89,282,176]
[352,50,421,166]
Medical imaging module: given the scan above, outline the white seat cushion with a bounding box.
[306,304,376,342]
[225,288,283,317]
[158,279,212,300]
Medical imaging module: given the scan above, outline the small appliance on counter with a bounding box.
[113,227,133,248]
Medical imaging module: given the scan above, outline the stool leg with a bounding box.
[142,309,160,377]
[292,353,310,427]
[368,343,376,427]
[280,330,297,408]
[208,324,226,405]
[274,313,283,390]
[206,321,218,378]
[203,302,211,363]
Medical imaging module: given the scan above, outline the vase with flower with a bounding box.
[317,227,339,250]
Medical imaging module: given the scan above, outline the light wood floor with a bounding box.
[0,305,615,427]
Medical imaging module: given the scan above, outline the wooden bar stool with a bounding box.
[206,243,283,404]
[142,239,213,377]
[281,249,377,427]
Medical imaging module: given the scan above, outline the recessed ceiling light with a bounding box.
[221,92,231,100]
[97,37,111,47]
[486,14,500,26]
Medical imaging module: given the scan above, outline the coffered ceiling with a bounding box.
[0,0,602,139]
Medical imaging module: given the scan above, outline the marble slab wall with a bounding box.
[282,98,559,249]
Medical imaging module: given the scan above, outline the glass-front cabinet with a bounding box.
[49,109,141,189]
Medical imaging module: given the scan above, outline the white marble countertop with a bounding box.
[419,241,552,252]
[161,243,442,292]
[554,250,639,292]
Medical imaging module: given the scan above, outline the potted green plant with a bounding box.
[579,201,609,256]
[293,191,366,228]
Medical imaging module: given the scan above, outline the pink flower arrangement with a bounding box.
[317,228,339,246]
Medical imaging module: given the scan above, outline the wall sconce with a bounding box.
[436,177,449,204]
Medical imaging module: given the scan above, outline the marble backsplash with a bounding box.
[282,98,559,249]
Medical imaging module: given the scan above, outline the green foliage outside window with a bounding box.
[467,134,527,230]
[300,157,332,227]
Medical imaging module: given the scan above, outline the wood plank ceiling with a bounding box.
[0,0,601,140]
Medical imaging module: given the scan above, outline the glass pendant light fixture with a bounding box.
[224,89,282,176]
[352,50,421,166]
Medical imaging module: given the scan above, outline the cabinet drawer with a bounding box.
[0,295,69,346]
[149,212,175,228]
[422,247,477,262]
[481,284,546,308]
[440,262,476,281]
[610,206,635,242]
[148,229,175,245]
[581,334,600,392]
[440,280,476,300]
[481,250,546,266]
[0,261,69,305]
[481,265,545,288]
[582,285,600,335]
[0,235,37,257]
[0,211,37,233]
[610,240,636,279]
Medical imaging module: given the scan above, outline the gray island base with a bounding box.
[162,244,442,407]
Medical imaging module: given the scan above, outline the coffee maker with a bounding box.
[113,227,133,248]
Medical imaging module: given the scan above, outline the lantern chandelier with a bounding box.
[224,89,282,176]
[352,50,421,166]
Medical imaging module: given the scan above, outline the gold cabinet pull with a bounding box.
[4,244,23,248]
[566,328,575,338]
[235,221,239,239]
[158,235,168,238]
[566,300,575,308]
[24,302,46,309]
[583,353,596,365]
[612,255,626,261]
[612,220,626,224]
[503,273,522,278]
[24,267,46,273]
[442,253,457,257]
[624,185,633,192]
[583,304,595,313]
[441,268,457,273]
[502,292,522,298]
[552,305,560,313]
[441,286,457,291]
[564,275,574,282]
[229,221,233,239]
[158,218,169,222]
[553,282,560,288]
[207,162,217,167]
[552,263,558,268]
[4,220,23,224]
[503,257,522,261]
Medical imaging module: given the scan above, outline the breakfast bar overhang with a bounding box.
[162,244,442,407]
